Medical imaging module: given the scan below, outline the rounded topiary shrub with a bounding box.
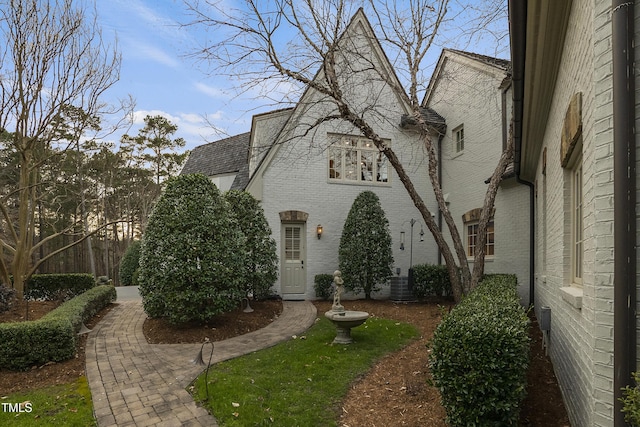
[339,191,393,299]
[224,190,278,300]
[138,174,245,324]
[119,240,141,286]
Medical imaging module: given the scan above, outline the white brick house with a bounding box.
[423,49,532,304]
[182,10,530,302]
[509,1,637,425]
[243,10,439,300]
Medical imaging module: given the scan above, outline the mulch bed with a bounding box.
[143,299,283,343]
[0,297,571,426]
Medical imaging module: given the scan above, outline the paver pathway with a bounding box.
[86,297,317,426]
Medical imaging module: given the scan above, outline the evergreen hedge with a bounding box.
[314,274,334,300]
[25,273,96,300]
[0,285,116,371]
[411,264,452,298]
[429,274,529,426]
[138,174,245,324]
[119,240,142,286]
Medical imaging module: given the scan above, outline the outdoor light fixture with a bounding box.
[400,231,405,250]
[317,224,323,239]
[420,226,425,242]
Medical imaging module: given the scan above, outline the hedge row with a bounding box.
[0,285,116,371]
[25,273,96,300]
[429,274,530,426]
[314,274,334,300]
[411,264,452,298]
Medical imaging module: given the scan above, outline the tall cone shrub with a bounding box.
[224,190,278,300]
[138,174,245,324]
[339,191,393,299]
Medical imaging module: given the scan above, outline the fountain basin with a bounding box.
[325,310,369,344]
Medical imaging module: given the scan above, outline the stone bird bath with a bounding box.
[325,270,369,344]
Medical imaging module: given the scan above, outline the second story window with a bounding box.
[328,135,389,184]
[454,125,464,153]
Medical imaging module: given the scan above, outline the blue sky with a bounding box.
[95,0,509,152]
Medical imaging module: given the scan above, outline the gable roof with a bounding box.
[245,8,415,196]
[446,49,511,72]
[180,132,250,177]
[422,48,511,107]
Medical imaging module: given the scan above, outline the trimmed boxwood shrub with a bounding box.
[25,273,95,301]
[224,190,278,300]
[339,191,393,299]
[0,285,116,371]
[411,264,451,298]
[314,274,334,300]
[429,274,529,426]
[119,240,142,286]
[138,174,245,325]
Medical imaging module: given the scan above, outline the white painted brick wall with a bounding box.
[425,51,531,302]
[259,118,438,300]
[530,1,618,425]
[254,21,439,300]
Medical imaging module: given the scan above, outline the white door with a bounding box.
[282,224,306,294]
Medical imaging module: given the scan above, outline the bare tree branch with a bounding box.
[0,0,121,297]
[184,0,510,301]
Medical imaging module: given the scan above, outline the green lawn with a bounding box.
[190,316,420,426]
[0,377,95,427]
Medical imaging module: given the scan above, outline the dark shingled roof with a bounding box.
[400,107,447,134]
[180,132,250,178]
[447,49,511,72]
[231,163,250,190]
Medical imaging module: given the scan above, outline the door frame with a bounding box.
[279,210,308,296]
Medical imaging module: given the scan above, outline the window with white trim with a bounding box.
[572,158,583,285]
[454,125,464,153]
[466,220,494,258]
[328,135,389,184]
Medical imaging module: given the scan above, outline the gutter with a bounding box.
[508,0,534,307]
[511,1,636,424]
[612,1,636,425]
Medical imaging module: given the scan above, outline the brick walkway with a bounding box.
[85,299,317,426]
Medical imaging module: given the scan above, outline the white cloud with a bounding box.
[132,109,179,125]
[134,43,180,68]
[121,0,191,42]
[130,109,230,148]
[179,112,204,123]
[194,82,232,100]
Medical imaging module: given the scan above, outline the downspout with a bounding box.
[501,77,535,306]
[438,133,444,265]
[519,177,534,307]
[612,1,636,425]
[508,0,534,306]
